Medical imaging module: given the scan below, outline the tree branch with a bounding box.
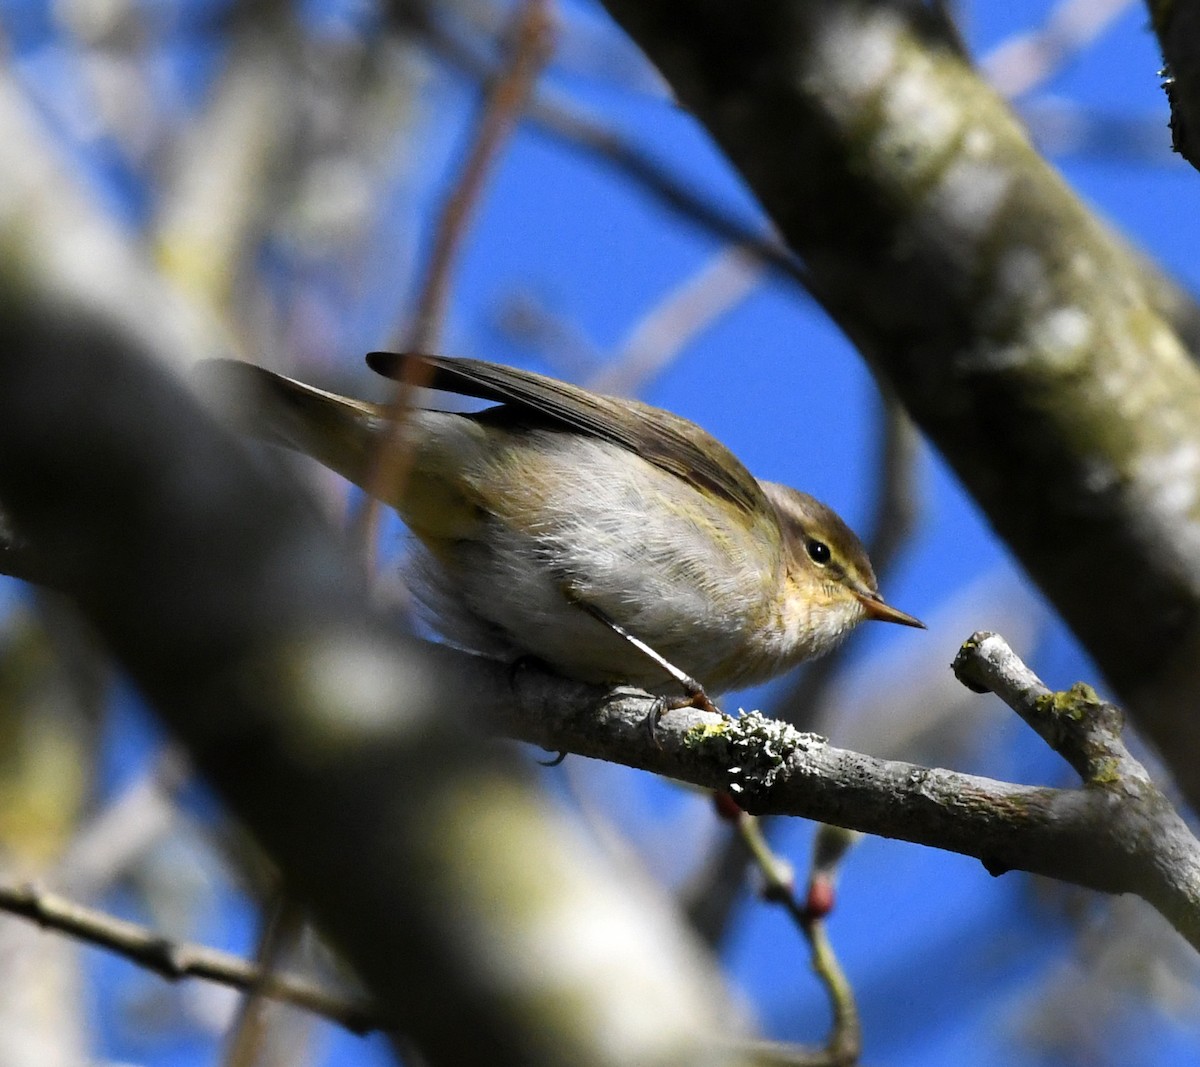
[0,883,380,1034]
[1149,0,1200,172]
[491,636,1200,952]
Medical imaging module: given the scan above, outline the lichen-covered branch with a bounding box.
[490,637,1200,952]
[595,0,1200,813]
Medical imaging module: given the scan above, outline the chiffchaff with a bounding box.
[202,353,922,705]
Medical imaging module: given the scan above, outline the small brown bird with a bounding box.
[203,353,922,704]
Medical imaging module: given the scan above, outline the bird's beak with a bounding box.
[856,591,925,629]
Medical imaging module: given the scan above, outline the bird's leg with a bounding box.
[572,600,724,736]
[508,656,569,766]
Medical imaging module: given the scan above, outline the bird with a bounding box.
[201,352,923,710]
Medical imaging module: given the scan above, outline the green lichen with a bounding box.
[1088,757,1122,785]
[683,719,733,747]
[1037,682,1101,722]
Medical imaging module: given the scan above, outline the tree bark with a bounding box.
[1150,0,1200,172]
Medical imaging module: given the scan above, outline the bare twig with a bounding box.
[221,893,306,1067]
[0,883,381,1034]
[589,245,765,396]
[403,8,813,294]
[951,632,1149,787]
[499,244,763,398]
[403,0,555,356]
[713,795,861,1066]
[524,89,811,286]
[799,824,860,1066]
[981,0,1135,99]
[52,749,188,897]
[355,0,555,558]
[494,290,606,378]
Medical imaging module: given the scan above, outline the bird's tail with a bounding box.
[198,359,388,493]
[197,359,484,543]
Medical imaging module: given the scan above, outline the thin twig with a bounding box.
[981,0,1134,99]
[221,893,305,1067]
[712,795,860,1066]
[354,0,555,559]
[494,290,605,378]
[527,88,811,286]
[405,7,814,295]
[499,244,763,398]
[0,883,383,1034]
[52,749,188,896]
[403,1,555,355]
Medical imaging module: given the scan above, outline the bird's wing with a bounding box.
[366,352,768,518]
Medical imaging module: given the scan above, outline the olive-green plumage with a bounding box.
[200,354,922,694]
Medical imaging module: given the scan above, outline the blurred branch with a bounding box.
[221,895,307,1066]
[395,2,814,293]
[402,0,556,355]
[589,245,765,395]
[494,290,607,377]
[522,88,809,285]
[0,879,844,1064]
[0,59,222,375]
[594,0,1200,813]
[359,0,555,553]
[4,276,1198,1026]
[412,0,1200,367]
[152,17,299,327]
[499,244,764,396]
[0,287,751,1067]
[1019,102,1186,163]
[52,750,187,896]
[982,0,1134,98]
[1149,0,1200,173]
[0,882,380,1035]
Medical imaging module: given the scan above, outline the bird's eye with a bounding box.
[806,538,831,565]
